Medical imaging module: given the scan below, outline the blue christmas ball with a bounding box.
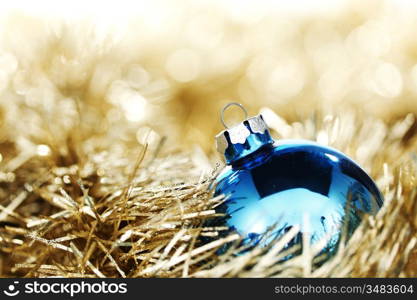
[212,111,383,254]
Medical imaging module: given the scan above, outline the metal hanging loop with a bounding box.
[220,102,248,129]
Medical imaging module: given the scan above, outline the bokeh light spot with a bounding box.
[370,62,403,98]
[36,144,51,156]
[165,49,201,83]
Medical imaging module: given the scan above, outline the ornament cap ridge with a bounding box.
[216,108,273,164]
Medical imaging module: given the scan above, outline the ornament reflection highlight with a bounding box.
[214,141,383,252]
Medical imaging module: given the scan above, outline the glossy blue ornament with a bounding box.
[212,103,383,254]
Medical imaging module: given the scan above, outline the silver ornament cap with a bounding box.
[216,103,274,164]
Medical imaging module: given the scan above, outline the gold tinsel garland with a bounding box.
[1,109,416,277]
[1,1,417,277]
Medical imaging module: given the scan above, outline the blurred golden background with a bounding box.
[1,0,417,164]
